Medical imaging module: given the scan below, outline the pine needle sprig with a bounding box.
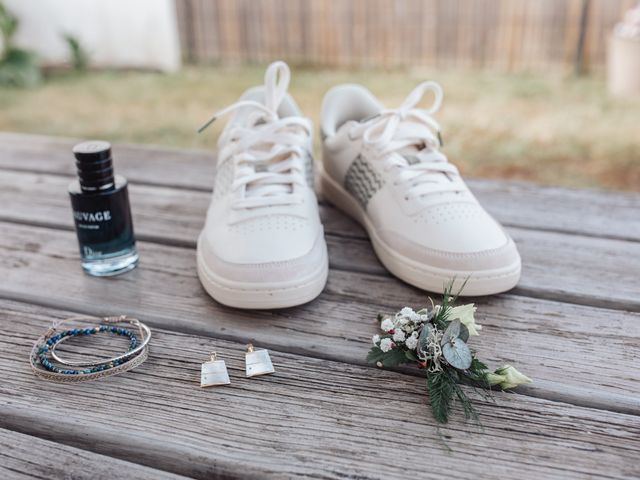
[447,370,480,422]
[426,371,455,423]
[464,358,491,388]
[431,278,468,330]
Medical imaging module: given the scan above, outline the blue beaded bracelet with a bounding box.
[37,325,139,375]
[30,315,151,383]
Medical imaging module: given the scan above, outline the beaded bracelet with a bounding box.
[30,315,151,383]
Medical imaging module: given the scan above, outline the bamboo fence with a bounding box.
[175,0,636,71]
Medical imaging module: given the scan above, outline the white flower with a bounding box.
[398,307,421,324]
[486,372,506,386]
[372,334,380,345]
[448,303,482,336]
[380,317,395,332]
[493,365,532,389]
[379,338,394,352]
[392,329,406,342]
[400,307,414,317]
[405,331,419,350]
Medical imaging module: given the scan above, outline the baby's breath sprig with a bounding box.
[367,282,531,423]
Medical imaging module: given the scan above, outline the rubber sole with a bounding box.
[320,171,521,296]
[196,235,329,309]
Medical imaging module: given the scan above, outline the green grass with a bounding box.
[1,65,638,191]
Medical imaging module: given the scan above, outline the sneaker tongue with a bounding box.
[395,118,440,148]
[244,154,295,198]
[391,148,453,188]
[247,109,273,128]
[395,148,436,166]
[241,122,304,198]
[244,131,302,197]
[393,118,443,169]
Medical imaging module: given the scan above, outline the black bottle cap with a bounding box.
[73,140,112,161]
[73,140,116,192]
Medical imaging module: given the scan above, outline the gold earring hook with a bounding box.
[209,352,218,362]
[246,344,254,353]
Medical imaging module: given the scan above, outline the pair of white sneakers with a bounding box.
[196,62,521,309]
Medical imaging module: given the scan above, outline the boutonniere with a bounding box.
[367,283,531,423]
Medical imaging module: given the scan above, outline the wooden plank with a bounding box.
[2,300,639,480]
[508,228,640,309]
[0,222,638,414]
[0,170,638,310]
[0,428,190,480]
[0,133,215,190]
[1,132,638,241]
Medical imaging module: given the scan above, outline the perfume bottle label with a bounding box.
[73,210,112,223]
[69,178,136,260]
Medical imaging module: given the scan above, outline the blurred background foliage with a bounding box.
[0,3,41,87]
[1,65,637,191]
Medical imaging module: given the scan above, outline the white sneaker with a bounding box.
[196,62,328,309]
[320,81,521,296]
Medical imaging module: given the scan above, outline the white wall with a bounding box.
[4,0,181,72]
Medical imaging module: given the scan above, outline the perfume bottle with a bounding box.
[68,140,138,276]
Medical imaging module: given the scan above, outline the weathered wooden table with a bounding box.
[0,132,638,479]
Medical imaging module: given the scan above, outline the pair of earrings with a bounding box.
[200,344,275,387]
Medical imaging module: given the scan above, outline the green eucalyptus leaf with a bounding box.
[442,338,472,369]
[442,319,461,344]
[417,323,431,356]
[458,322,470,342]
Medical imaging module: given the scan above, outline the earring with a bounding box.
[245,344,275,377]
[200,352,230,387]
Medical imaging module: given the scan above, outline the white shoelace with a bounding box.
[349,81,463,200]
[199,61,311,209]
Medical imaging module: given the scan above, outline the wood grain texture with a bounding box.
[0,428,191,480]
[0,170,638,310]
[1,132,638,241]
[1,300,639,480]
[0,222,638,414]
